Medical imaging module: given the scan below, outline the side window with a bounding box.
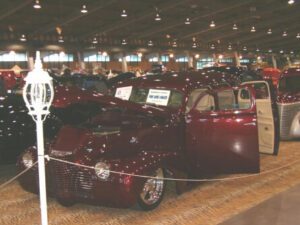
[253,83,269,99]
[217,88,251,111]
[186,88,208,112]
[195,93,215,111]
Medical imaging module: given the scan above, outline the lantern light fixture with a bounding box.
[20,34,27,42]
[228,44,232,50]
[185,18,191,25]
[33,0,41,9]
[148,40,153,46]
[121,39,127,45]
[81,5,88,13]
[282,31,288,37]
[121,9,127,17]
[296,33,300,39]
[243,46,247,51]
[92,37,98,44]
[210,20,216,28]
[58,36,64,43]
[210,43,215,49]
[172,41,177,48]
[251,26,256,32]
[232,23,238,30]
[267,28,272,35]
[192,42,197,48]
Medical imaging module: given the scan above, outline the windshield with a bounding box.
[114,86,184,108]
[279,76,300,92]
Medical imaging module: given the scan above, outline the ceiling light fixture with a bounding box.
[232,23,238,30]
[192,42,197,48]
[268,49,272,53]
[148,40,153,46]
[250,26,256,32]
[282,31,288,37]
[195,54,200,59]
[243,46,247,51]
[256,48,260,52]
[210,20,216,28]
[121,39,127,45]
[155,13,161,21]
[228,44,232,50]
[267,28,272,35]
[185,18,191,25]
[296,33,300,39]
[210,43,215,49]
[288,0,295,5]
[58,36,64,43]
[121,9,127,17]
[169,53,174,58]
[280,50,284,54]
[102,51,108,56]
[81,5,88,13]
[33,0,41,9]
[290,50,294,54]
[137,52,143,58]
[92,37,98,44]
[172,41,177,48]
[20,34,27,42]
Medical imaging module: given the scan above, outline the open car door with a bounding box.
[241,81,279,155]
[185,86,261,175]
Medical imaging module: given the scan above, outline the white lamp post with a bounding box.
[23,51,54,225]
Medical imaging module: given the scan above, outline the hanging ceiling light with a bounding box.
[290,50,294,54]
[155,13,161,21]
[121,39,127,45]
[232,23,238,30]
[33,0,41,9]
[267,28,272,35]
[137,52,143,58]
[185,18,191,25]
[148,40,153,46]
[228,44,232,50]
[102,51,108,56]
[210,43,215,49]
[81,5,88,13]
[20,34,27,42]
[121,9,127,17]
[169,53,174,58]
[288,0,295,5]
[92,37,98,44]
[172,41,177,48]
[250,26,256,32]
[256,48,260,52]
[243,46,247,51]
[210,20,216,28]
[192,42,197,48]
[282,31,288,37]
[296,33,300,39]
[280,50,284,54]
[58,36,64,43]
[195,54,200,59]
[268,49,272,53]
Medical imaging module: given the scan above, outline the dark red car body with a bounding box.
[18,71,279,208]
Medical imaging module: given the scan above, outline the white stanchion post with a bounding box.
[23,51,53,225]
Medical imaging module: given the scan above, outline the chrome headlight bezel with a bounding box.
[95,162,110,180]
[22,152,34,168]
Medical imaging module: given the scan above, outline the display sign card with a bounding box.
[115,86,132,100]
[146,89,170,106]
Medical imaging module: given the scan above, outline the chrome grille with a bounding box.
[278,103,300,139]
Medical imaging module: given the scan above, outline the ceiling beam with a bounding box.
[31,0,118,36]
[0,0,32,21]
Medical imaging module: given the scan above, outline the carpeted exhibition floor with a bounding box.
[0,141,300,225]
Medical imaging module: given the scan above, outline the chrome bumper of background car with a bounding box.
[278,102,300,140]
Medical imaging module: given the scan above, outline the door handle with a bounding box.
[258,110,263,114]
[264,127,269,131]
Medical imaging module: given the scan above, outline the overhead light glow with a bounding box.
[288,0,295,5]
[192,42,197,48]
[256,48,260,52]
[20,34,27,42]
[250,26,256,32]
[232,23,238,30]
[228,44,232,50]
[195,54,200,59]
[121,9,127,17]
[81,5,88,13]
[268,49,272,53]
[172,41,177,48]
[267,28,272,35]
[185,18,191,25]
[102,51,108,56]
[33,0,41,9]
[282,31,288,37]
[155,13,161,21]
[121,39,127,45]
[243,46,247,51]
[137,52,143,58]
[210,44,215,49]
[169,53,174,58]
[210,20,216,28]
[280,50,284,54]
[218,55,223,59]
[92,37,98,44]
[296,33,300,39]
[58,36,64,43]
[148,40,153,46]
[290,50,294,54]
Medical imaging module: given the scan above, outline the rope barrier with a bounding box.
[48,156,300,182]
[0,161,38,190]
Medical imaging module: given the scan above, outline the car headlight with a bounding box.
[22,152,33,168]
[95,162,110,180]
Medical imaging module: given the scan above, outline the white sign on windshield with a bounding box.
[115,86,132,100]
[146,89,170,106]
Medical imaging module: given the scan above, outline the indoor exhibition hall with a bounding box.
[0,0,300,224]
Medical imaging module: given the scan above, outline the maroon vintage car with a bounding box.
[17,71,279,210]
[276,68,300,140]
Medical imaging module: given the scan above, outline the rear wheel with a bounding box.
[137,168,165,210]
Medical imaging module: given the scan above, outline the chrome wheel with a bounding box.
[137,168,165,210]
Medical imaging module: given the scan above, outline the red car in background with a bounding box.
[0,70,17,92]
[260,68,281,86]
[277,68,300,140]
[18,71,279,210]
